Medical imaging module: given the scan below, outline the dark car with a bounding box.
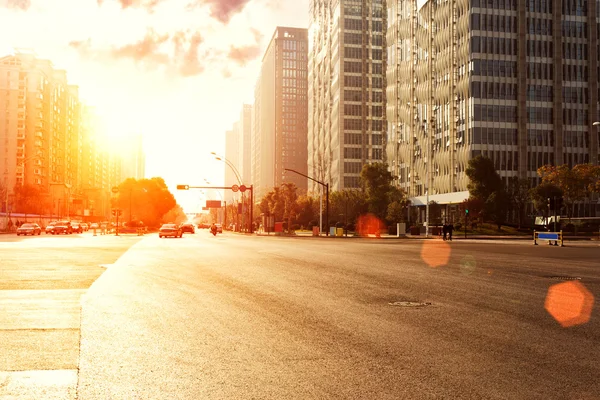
[180,223,195,234]
[53,221,73,235]
[159,223,183,238]
[16,223,42,236]
[71,222,83,234]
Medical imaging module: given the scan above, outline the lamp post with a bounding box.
[284,168,329,236]
[211,152,249,231]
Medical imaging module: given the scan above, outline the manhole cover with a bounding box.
[389,301,432,307]
[546,276,581,281]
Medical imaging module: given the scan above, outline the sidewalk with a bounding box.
[253,231,597,241]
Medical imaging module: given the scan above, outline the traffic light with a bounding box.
[177,184,189,190]
[465,209,469,215]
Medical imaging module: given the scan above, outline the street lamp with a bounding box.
[284,168,329,236]
[211,152,242,185]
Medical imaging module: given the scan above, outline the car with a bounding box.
[89,223,99,229]
[71,222,83,234]
[159,223,183,238]
[215,223,223,233]
[180,223,195,234]
[80,223,89,231]
[16,223,42,236]
[45,222,58,234]
[53,221,73,235]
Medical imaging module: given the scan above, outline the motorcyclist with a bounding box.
[210,223,217,235]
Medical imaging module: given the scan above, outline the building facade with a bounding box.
[308,0,387,193]
[387,0,599,208]
[253,26,309,199]
[0,50,120,223]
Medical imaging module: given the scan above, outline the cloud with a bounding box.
[97,0,165,12]
[186,0,252,23]
[228,44,261,66]
[0,0,31,10]
[70,29,207,77]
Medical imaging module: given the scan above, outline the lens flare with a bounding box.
[460,255,476,275]
[544,281,595,328]
[420,240,451,268]
[356,213,385,238]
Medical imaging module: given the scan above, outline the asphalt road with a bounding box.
[69,232,600,400]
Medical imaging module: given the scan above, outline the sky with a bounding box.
[0,0,309,212]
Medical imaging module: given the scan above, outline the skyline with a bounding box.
[0,0,309,211]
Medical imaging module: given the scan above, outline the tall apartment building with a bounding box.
[79,106,114,220]
[0,50,75,216]
[387,0,599,211]
[308,0,387,193]
[253,26,309,199]
[118,134,145,181]
[223,104,253,202]
[239,104,253,184]
[0,50,120,221]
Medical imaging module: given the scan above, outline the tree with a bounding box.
[295,195,318,228]
[280,183,299,233]
[360,163,401,222]
[529,182,563,219]
[486,190,510,230]
[329,189,368,228]
[466,156,503,201]
[537,164,587,218]
[116,177,177,227]
[506,177,530,228]
[161,204,187,225]
[14,184,50,216]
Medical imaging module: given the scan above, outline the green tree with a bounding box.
[360,162,400,221]
[295,195,318,228]
[486,190,510,230]
[281,183,299,232]
[466,156,503,201]
[529,182,563,220]
[537,164,587,218]
[506,177,530,228]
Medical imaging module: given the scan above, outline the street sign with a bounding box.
[239,185,247,192]
[232,184,239,192]
[111,186,119,194]
[206,200,222,208]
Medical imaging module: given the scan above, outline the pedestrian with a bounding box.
[442,223,448,241]
[16,220,21,228]
[448,223,454,241]
[7,219,13,232]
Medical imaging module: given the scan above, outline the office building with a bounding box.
[386,0,599,216]
[253,26,309,199]
[308,0,387,193]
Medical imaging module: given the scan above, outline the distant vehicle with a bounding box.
[71,222,83,234]
[89,223,99,229]
[215,223,223,233]
[180,223,195,234]
[53,221,73,235]
[16,223,42,236]
[45,222,57,234]
[80,223,89,231]
[159,223,183,238]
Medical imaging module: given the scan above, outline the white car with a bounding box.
[159,224,183,238]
